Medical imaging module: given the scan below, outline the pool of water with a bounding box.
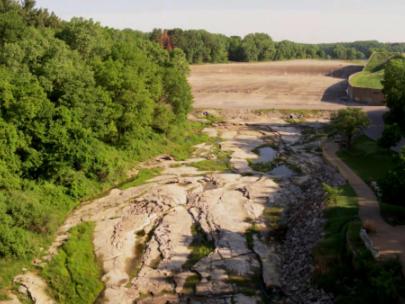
[270,165,295,178]
[254,147,277,163]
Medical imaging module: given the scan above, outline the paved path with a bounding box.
[323,141,405,273]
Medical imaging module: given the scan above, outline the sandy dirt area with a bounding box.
[189,60,364,110]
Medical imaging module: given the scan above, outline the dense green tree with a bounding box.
[378,124,402,149]
[379,149,405,206]
[331,108,369,149]
[383,58,405,126]
[0,1,194,261]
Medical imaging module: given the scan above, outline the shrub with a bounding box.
[378,123,401,149]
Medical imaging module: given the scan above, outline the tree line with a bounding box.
[151,28,405,64]
[378,58,405,204]
[0,0,193,262]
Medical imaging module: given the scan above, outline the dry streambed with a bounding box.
[7,115,344,304]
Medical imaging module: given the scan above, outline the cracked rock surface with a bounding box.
[8,113,343,304]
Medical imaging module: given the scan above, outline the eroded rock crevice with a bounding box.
[10,113,343,304]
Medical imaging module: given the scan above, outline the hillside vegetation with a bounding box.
[151,28,405,64]
[350,51,403,89]
[0,0,203,296]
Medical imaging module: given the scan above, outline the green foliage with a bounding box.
[338,135,397,184]
[152,30,405,63]
[119,168,162,190]
[350,70,384,89]
[330,108,369,149]
[241,33,275,62]
[164,29,228,64]
[0,1,197,295]
[183,224,215,269]
[364,51,402,73]
[349,51,404,90]
[183,274,201,294]
[248,160,274,172]
[383,58,405,127]
[378,123,402,149]
[379,149,405,208]
[42,222,104,304]
[191,159,230,172]
[313,184,405,303]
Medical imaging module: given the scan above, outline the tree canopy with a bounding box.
[331,108,369,149]
[150,29,405,64]
[0,0,193,262]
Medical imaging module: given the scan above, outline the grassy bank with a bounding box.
[41,223,103,304]
[0,121,210,299]
[350,70,384,89]
[337,136,397,183]
[349,51,403,90]
[337,135,405,224]
[313,184,405,303]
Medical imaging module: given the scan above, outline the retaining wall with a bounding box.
[348,74,385,106]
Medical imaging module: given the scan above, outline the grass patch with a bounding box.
[337,135,403,224]
[313,184,405,303]
[191,145,231,172]
[183,224,215,270]
[41,222,104,304]
[350,70,384,89]
[191,159,230,172]
[119,168,162,190]
[204,113,225,124]
[253,109,325,119]
[125,229,156,285]
[337,135,398,184]
[183,274,201,295]
[248,160,274,173]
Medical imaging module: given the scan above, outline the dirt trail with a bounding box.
[323,142,405,273]
[4,111,346,304]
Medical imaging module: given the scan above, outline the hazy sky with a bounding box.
[35,0,405,43]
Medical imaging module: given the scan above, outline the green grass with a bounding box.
[349,51,404,90]
[313,184,405,303]
[191,145,231,172]
[350,70,384,89]
[337,136,397,184]
[191,159,230,172]
[248,160,274,172]
[41,222,104,304]
[119,168,163,190]
[183,274,201,294]
[364,51,401,73]
[337,136,405,225]
[183,224,215,269]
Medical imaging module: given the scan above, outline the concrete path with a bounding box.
[323,141,405,273]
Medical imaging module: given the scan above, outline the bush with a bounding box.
[378,124,402,149]
[379,165,405,206]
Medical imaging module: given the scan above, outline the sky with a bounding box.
[35,0,405,43]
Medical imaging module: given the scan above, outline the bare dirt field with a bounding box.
[189,60,364,110]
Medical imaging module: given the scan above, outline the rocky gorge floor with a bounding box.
[5,111,346,304]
